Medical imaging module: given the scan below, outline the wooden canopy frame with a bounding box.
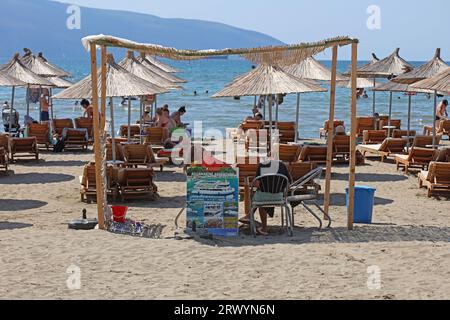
[83,35,359,231]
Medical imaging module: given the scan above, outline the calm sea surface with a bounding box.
[0,58,448,138]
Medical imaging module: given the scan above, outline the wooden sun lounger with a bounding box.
[0,134,9,159]
[122,144,168,171]
[75,117,94,144]
[106,143,125,162]
[395,147,437,174]
[273,143,301,164]
[288,162,320,193]
[298,146,328,164]
[144,127,165,145]
[0,147,8,173]
[119,168,158,202]
[9,137,39,162]
[437,120,450,139]
[245,129,268,152]
[419,162,450,197]
[412,135,441,148]
[319,120,345,139]
[52,118,74,136]
[80,162,118,203]
[356,117,375,137]
[392,129,417,139]
[333,135,351,162]
[236,157,261,215]
[120,125,141,139]
[28,123,50,150]
[362,130,387,145]
[380,119,401,131]
[277,122,296,144]
[64,129,89,150]
[357,138,407,162]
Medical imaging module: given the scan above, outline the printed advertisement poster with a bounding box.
[186,166,239,237]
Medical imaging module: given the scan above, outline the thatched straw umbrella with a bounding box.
[392,49,448,85]
[54,54,168,160]
[0,53,54,129]
[144,55,179,73]
[0,71,26,133]
[21,49,70,78]
[213,65,327,142]
[136,52,187,84]
[337,77,379,89]
[373,81,435,145]
[119,51,183,124]
[356,48,414,115]
[411,67,450,147]
[284,57,348,81]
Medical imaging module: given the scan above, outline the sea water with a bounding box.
[0,58,447,139]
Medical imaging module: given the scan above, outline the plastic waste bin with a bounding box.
[346,186,376,224]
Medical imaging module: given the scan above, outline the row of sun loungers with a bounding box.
[80,162,158,203]
[106,143,169,171]
[0,134,39,163]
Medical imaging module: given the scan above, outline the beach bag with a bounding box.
[53,139,65,153]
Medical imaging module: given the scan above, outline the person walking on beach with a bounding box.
[81,99,93,119]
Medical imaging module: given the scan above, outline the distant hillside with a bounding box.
[0,0,284,59]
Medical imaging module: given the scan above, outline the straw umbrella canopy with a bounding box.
[54,54,169,156]
[144,55,179,73]
[0,53,54,129]
[118,51,182,90]
[136,53,187,83]
[337,77,380,89]
[411,67,450,147]
[356,48,414,115]
[392,49,449,85]
[21,49,70,78]
[372,81,435,144]
[213,65,327,142]
[283,57,348,81]
[0,71,26,87]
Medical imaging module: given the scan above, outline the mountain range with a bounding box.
[0,0,284,59]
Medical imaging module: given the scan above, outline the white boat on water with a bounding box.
[191,181,235,196]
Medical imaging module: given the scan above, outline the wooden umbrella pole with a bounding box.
[407,95,412,150]
[388,91,393,137]
[348,42,358,231]
[324,45,338,217]
[139,97,144,144]
[295,93,300,142]
[10,86,15,134]
[268,94,273,150]
[372,77,376,115]
[90,43,105,230]
[110,97,117,162]
[432,91,437,148]
[100,46,107,130]
[127,97,132,142]
[26,84,30,117]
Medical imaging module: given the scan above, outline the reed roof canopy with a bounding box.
[0,71,26,87]
[392,49,449,85]
[356,48,413,78]
[82,35,358,67]
[283,57,348,81]
[118,51,182,90]
[144,55,179,73]
[53,54,168,99]
[411,67,450,94]
[21,49,71,78]
[0,53,54,86]
[338,77,380,89]
[372,80,436,94]
[212,65,327,98]
[135,53,187,84]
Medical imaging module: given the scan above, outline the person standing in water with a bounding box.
[435,99,448,128]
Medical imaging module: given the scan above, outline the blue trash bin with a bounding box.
[346,186,376,224]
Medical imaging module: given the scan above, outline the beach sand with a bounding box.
[0,149,449,300]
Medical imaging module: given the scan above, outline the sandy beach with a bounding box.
[0,147,449,300]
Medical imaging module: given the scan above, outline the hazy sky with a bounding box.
[55,0,449,60]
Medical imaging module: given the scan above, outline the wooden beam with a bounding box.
[100,46,107,130]
[90,43,105,230]
[348,42,358,230]
[324,45,338,217]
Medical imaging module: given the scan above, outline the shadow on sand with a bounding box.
[317,193,394,207]
[331,172,408,183]
[155,170,186,183]
[0,173,75,185]
[0,221,33,231]
[0,199,47,211]
[21,160,88,167]
[192,224,450,247]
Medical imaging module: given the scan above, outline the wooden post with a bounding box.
[90,43,105,230]
[324,45,338,217]
[295,93,300,142]
[100,46,107,130]
[432,90,437,148]
[348,42,358,230]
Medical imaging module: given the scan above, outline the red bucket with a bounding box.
[111,206,128,223]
